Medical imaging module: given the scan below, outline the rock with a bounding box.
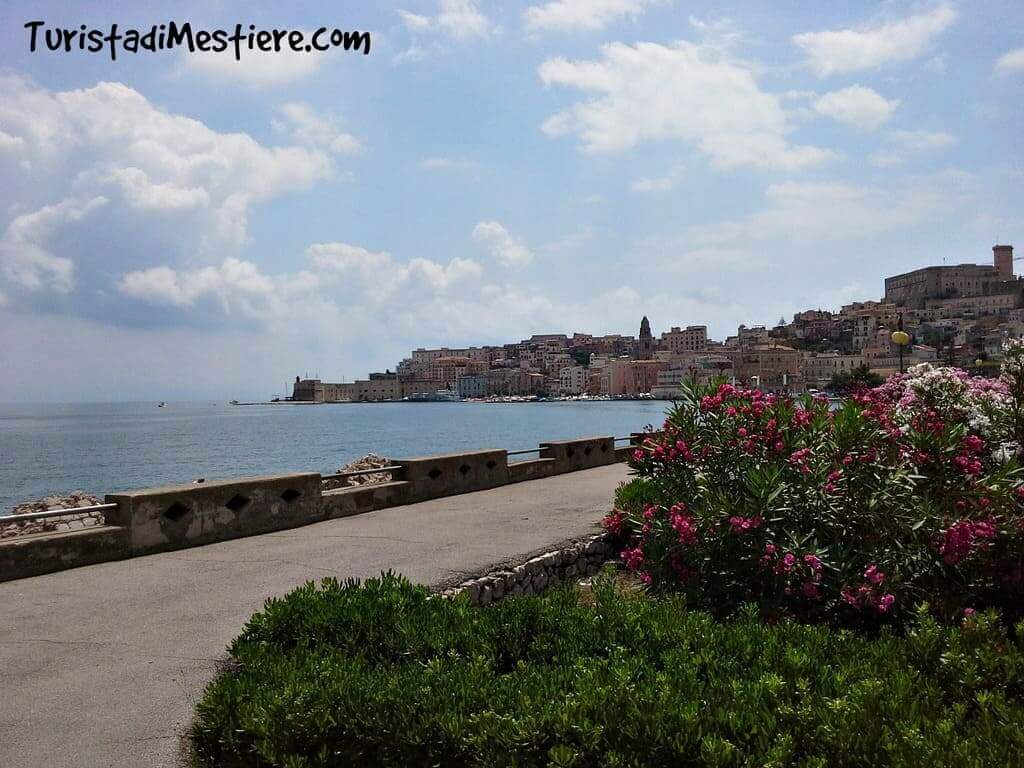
[327,454,393,489]
[2,492,104,540]
[478,585,492,606]
[491,580,505,600]
[533,572,548,591]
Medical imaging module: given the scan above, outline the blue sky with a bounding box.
[0,1,1021,401]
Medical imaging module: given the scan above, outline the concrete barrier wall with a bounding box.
[539,436,616,473]
[395,449,509,502]
[2,433,652,582]
[105,473,323,555]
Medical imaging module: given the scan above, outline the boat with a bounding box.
[157,402,167,408]
[407,390,461,402]
[229,399,239,405]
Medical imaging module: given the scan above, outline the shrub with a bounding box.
[191,573,1024,767]
[607,354,1024,626]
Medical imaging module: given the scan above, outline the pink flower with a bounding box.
[803,554,822,573]
[963,435,985,453]
[737,427,747,437]
[801,582,819,600]
[643,505,656,520]
[601,510,625,536]
[963,607,976,617]
[639,571,653,585]
[632,449,645,462]
[621,546,644,571]
[877,594,895,612]
[864,565,884,585]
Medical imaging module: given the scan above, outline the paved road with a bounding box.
[0,463,628,768]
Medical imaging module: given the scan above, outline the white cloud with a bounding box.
[275,103,362,154]
[472,221,535,268]
[1,196,108,293]
[182,43,327,88]
[995,48,1024,75]
[813,85,899,131]
[630,163,686,193]
[869,129,956,167]
[0,76,332,304]
[398,1,498,41]
[118,258,277,317]
[683,177,964,249]
[538,40,834,170]
[793,3,957,77]
[524,0,659,33]
[420,156,478,170]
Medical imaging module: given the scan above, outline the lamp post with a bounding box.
[891,312,911,374]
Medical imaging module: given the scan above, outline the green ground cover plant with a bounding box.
[191,572,1024,768]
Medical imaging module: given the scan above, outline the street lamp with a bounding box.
[891,312,911,374]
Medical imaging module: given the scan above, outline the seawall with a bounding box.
[0,433,655,582]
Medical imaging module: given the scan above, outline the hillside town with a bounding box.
[291,244,1022,402]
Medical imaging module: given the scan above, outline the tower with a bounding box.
[638,316,654,360]
[994,244,1014,279]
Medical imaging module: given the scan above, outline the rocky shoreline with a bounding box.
[1,491,105,539]
[323,453,393,491]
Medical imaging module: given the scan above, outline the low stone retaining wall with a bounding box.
[440,533,614,605]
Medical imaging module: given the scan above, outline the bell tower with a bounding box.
[638,316,654,360]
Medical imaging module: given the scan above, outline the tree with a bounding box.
[570,349,591,368]
[828,364,883,394]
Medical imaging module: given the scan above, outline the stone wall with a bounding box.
[440,534,613,605]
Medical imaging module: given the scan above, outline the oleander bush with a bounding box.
[606,342,1024,626]
[190,572,1024,767]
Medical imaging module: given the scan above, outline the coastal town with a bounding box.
[291,243,1021,402]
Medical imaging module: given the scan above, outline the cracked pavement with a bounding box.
[0,463,628,768]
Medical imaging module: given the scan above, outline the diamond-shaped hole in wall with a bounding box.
[164,501,190,522]
[601,443,609,452]
[428,468,443,480]
[486,460,497,469]
[280,488,301,503]
[225,494,250,513]
[566,447,576,457]
[584,446,593,456]
[459,464,471,475]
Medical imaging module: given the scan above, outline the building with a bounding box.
[802,352,867,389]
[636,316,655,360]
[456,375,489,399]
[660,325,708,354]
[723,344,803,393]
[650,354,734,399]
[558,365,588,396]
[884,245,1019,309]
[602,358,667,396]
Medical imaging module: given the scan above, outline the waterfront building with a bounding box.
[558,365,588,396]
[456,375,489,399]
[801,352,867,389]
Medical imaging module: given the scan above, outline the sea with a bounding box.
[0,400,669,513]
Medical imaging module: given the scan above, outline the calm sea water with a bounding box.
[0,401,668,513]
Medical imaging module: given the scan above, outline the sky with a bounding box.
[0,1,1022,402]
